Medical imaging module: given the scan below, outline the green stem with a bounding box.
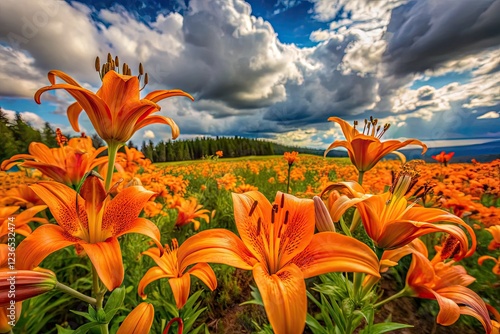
[104,142,120,191]
[373,287,410,308]
[286,164,292,194]
[357,171,364,185]
[55,282,97,305]
[92,265,109,334]
[352,272,364,302]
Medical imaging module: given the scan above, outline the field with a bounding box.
[1,148,499,333]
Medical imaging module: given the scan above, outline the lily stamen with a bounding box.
[249,200,258,217]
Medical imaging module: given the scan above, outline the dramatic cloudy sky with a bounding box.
[0,0,499,150]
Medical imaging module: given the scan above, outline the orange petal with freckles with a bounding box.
[187,263,217,291]
[291,232,380,278]
[138,267,172,299]
[177,229,257,272]
[273,192,315,268]
[253,263,307,334]
[103,186,155,235]
[169,274,191,309]
[29,182,88,238]
[16,224,78,270]
[231,191,273,265]
[81,237,123,291]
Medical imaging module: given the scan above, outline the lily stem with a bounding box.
[92,265,109,334]
[286,164,292,194]
[105,142,120,192]
[373,287,410,308]
[55,282,97,305]
[357,171,364,185]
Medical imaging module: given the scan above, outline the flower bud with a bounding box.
[117,302,154,334]
[0,269,57,307]
[313,196,335,232]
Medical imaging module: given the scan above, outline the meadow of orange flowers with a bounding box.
[0,55,499,334]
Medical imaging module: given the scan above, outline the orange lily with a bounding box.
[403,241,492,333]
[138,239,217,309]
[283,151,299,166]
[15,175,162,290]
[176,191,380,334]
[324,116,427,176]
[0,184,45,208]
[0,205,48,240]
[116,302,155,334]
[1,138,108,188]
[478,255,500,276]
[485,226,500,251]
[174,197,211,230]
[432,151,455,166]
[215,150,223,158]
[34,67,193,146]
[324,178,476,259]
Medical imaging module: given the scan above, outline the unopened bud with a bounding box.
[313,196,335,232]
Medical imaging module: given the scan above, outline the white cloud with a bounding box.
[3,108,46,129]
[143,130,155,139]
[477,111,499,119]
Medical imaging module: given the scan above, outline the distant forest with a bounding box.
[0,108,346,163]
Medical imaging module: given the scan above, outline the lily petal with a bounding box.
[133,115,180,139]
[291,232,380,278]
[187,263,217,291]
[169,274,191,309]
[253,263,307,334]
[144,89,194,103]
[231,191,273,265]
[81,238,123,291]
[177,229,257,272]
[114,218,162,251]
[16,224,78,270]
[103,186,155,235]
[30,182,88,238]
[138,267,172,299]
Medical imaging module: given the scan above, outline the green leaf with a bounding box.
[73,321,101,334]
[104,287,126,313]
[71,309,97,322]
[306,313,328,334]
[97,308,107,323]
[56,324,74,334]
[104,286,126,322]
[361,322,413,334]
